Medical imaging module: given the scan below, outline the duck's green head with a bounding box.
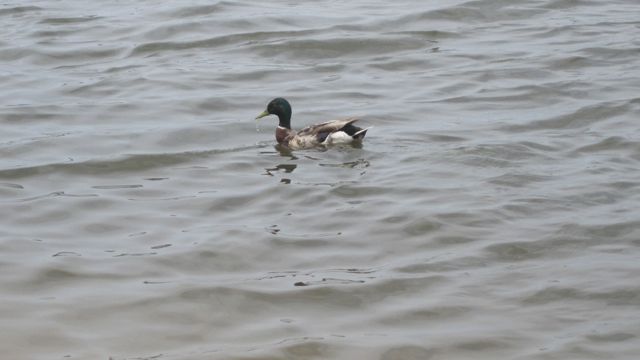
[256,97,292,129]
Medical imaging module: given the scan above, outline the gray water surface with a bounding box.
[2,1,640,359]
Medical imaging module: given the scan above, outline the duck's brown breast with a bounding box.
[276,127,293,144]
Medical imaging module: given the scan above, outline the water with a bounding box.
[1,0,640,359]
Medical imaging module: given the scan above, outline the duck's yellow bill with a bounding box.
[255,110,269,120]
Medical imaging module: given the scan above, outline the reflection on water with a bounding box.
[264,163,297,184]
[265,163,298,175]
[273,144,298,158]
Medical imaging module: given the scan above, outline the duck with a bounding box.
[255,98,369,150]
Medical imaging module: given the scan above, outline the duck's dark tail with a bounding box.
[342,123,371,141]
[352,127,370,140]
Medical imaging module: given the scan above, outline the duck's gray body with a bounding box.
[276,117,368,150]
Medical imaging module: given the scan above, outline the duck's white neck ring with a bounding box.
[277,126,288,130]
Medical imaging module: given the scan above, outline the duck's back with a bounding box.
[281,117,367,150]
[296,118,360,138]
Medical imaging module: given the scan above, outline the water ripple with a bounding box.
[1,0,639,358]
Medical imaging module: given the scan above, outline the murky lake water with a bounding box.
[2,0,640,359]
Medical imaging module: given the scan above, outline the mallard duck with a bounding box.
[255,98,369,150]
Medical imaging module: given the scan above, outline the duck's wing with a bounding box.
[296,117,361,141]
